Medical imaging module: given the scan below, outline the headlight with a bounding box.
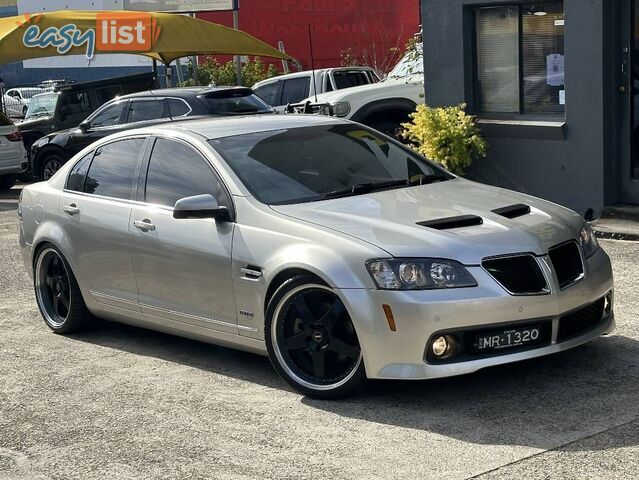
[332,101,351,117]
[366,258,477,290]
[578,223,600,259]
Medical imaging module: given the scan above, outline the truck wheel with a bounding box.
[369,120,403,138]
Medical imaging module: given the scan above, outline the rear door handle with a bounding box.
[63,204,80,216]
[133,219,156,231]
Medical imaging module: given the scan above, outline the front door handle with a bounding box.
[63,204,80,216]
[133,219,156,231]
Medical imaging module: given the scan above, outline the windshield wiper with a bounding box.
[321,179,409,200]
[25,111,51,119]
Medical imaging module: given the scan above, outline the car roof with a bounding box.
[253,67,375,86]
[119,86,252,100]
[150,114,347,140]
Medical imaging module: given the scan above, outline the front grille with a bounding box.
[549,241,584,289]
[482,254,549,295]
[557,297,606,342]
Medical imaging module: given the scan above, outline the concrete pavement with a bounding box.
[1,186,638,480]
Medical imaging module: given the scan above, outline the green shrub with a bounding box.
[180,56,281,87]
[401,103,487,175]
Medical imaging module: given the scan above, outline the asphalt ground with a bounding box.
[1,186,638,480]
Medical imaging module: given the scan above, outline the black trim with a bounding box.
[425,318,553,364]
[417,215,483,230]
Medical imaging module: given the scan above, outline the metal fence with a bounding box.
[0,82,63,120]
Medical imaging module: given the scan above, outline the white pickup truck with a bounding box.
[253,67,380,112]
[292,46,425,136]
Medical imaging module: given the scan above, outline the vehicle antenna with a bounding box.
[147,84,173,122]
[308,23,318,103]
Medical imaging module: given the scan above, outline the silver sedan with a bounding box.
[18,115,614,398]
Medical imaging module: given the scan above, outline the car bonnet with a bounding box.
[269,178,584,265]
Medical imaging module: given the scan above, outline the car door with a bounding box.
[129,137,237,334]
[64,100,129,159]
[60,137,147,312]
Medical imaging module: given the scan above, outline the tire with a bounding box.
[265,275,366,399]
[39,153,65,181]
[33,244,93,334]
[0,174,17,191]
[368,120,403,139]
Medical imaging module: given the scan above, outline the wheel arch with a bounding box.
[264,267,328,313]
[350,98,417,125]
[33,145,67,178]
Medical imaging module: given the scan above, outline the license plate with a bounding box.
[475,326,542,352]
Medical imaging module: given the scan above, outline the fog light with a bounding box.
[432,336,449,357]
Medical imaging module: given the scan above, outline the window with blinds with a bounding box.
[474,2,565,116]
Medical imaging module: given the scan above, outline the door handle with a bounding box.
[63,204,80,216]
[133,219,156,231]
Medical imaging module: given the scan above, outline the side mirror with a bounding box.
[173,194,230,221]
[79,120,90,133]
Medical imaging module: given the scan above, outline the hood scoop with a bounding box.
[417,215,483,230]
[492,204,531,219]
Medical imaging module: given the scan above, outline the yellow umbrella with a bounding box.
[0,10,294,65]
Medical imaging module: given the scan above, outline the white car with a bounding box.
[0,111,27,190]
[253,67,380,112]
[2,87,44,118]
[295,45,425,136]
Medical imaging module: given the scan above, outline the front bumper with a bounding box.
[340,248,614,380]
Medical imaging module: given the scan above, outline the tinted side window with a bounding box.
[254,81,280,105]
[66,152,93,192]
[128,99,166,123]
[60,92,92,116]
[281,77,310,105]
[145,139,230,210]
[90,102,127,128]
[167,98,191,117]
[84,139,145,199]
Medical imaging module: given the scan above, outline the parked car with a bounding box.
[19,115,614,398]
[292,44,425,136]
[0,111,27,190]
[17,72,156,154]
[30,86,273,179]
[2,87,45,118]
[253,67,380,111]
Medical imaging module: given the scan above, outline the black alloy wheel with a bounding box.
[34,245,92,333]
[266,275,365,399]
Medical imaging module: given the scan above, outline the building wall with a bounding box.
[422,0,613,216]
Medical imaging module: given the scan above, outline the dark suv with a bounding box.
[30,86,273,179]
[18,73,156,152]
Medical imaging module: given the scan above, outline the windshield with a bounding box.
[387,44,424,79]
[198,89,273,115]
[25,92,58,119]
[209,124,451,205]
[332,71,375,89]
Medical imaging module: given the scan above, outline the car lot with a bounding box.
[1,185,638,480]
